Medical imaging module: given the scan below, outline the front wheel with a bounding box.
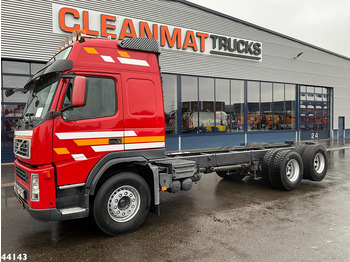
[93,172,151,236]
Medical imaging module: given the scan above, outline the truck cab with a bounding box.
[11,32,199,235]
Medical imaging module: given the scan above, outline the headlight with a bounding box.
[31,173,40,202]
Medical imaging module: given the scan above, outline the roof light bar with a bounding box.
[58,29,114,51]
[59,30,87,51]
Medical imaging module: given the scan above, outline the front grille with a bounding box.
[13,138,31,159]
[15,166,29,183]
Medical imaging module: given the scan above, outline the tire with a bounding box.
[270,150,303,191]
[261,148,283,188]
[93,172,151,236]
[302,145,328,181]
[216,171,229,179]
[216,171,245,181]
[294,144,307,157]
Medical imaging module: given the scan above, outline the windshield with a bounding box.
[23,74,60,121]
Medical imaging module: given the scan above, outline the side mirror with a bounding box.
[72,76,87,107]
[5,89,15,97]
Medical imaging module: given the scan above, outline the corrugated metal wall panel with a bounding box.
[2,0,350,128]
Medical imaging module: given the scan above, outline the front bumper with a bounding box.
[14,190,89,221]
[14,190,61,221]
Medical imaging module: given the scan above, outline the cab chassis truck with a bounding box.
[8,31,328,236]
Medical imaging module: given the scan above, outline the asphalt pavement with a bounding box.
[1,138,350,262]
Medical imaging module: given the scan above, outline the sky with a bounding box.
[187,0,350,58]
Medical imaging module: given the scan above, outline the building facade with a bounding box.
[2,0,350,162]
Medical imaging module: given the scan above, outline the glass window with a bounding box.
[199,77,214,133]
[273,83,284,130]
[315,94,323,101]
[216,79,230,132]
[261,82,272,130]
[306,104,315,131]
[285,84,296,130]
[307,86,314,93]
[1,60,46,153]
[315,87,323,93]
[2,104,25,117]
[300,85,330,132]
[247,81,260,131]
[300,101,307,131]
[3,75,30,88]
[31,63,45,75]
[307,93,314,101]
[163,74,177,134]
[314,102,323,131]
[231,80,244,132]
[63,77,116,121]
[181,76,198,133]
[2,133,14,146]
[2,61,30,74]
[24,74,59,121]
[3,119,18,131]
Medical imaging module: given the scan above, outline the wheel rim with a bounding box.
[285,159,300,182]
[107,185,140,223]
[314,153,326,174]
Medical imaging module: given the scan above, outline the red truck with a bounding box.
[8,31,328,236]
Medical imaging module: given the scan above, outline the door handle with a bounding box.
[109,138,122,144]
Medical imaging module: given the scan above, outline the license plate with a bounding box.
[14,182,25,200]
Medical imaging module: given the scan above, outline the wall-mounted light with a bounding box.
[294,52,304,59]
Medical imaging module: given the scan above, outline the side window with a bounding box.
[62,77,116,121]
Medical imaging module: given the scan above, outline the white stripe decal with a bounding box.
[125,142,165,150]
[92,144,124,152]
[58,183,85,190]
[117,57,150,67]
[72,154,87,161]
[14,130,33,136]
[101,55,115,63]
[56,131,136,140]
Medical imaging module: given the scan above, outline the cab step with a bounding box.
[58,207,89,220]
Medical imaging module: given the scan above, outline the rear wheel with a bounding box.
[302,145,328,181]
[294,144,307,157]
[261,148,283,188]
[270,150,303,191]
[93,172,151,236]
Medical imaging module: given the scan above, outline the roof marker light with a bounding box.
[68,35,73,45]
[72,30,78,42]
[78,29,86,35]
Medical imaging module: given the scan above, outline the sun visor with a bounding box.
[118,38,161,54]
[24,59,73,90]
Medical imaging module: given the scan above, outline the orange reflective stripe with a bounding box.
[74,138,109,146]
[54,148,70,154]
[83,47,98,54]
[118,51,130,58]
[14,136,32,139]
[124,136,165,144]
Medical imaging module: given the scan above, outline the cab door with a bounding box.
[53,73,124,186]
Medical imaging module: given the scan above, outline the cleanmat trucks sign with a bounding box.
[52,3,262,62]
